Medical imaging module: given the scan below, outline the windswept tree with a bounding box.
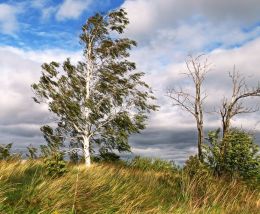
[167,55,210,161]
[32,9,157,167]
[220,69,260,148]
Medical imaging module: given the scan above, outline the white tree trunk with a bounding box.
[83,136,91,167]
[82,38,93,168]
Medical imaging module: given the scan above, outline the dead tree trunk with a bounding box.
[220,68,260,153]
[167,55,210,161]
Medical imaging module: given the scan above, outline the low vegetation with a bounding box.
[0,157,259,214]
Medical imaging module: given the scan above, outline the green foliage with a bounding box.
[44,152,67,177]
[39,125,66,175]
[69,150,82,164]
[204,129,222,175]
[93,149,121,163]
[183,155,210,177]
[204,128,260,182]
[129,156,179,173]
[39,125,64,157]
[0,143,12,160]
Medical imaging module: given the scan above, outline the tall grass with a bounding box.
[0,159,259,213]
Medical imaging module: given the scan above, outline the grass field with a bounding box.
[0,159,259,214]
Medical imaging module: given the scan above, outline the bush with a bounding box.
[129,156,179,173]
[0,143,12,160]
[204,128,260,182]
[183,155,210,177]
[94,151,121,163]
[44,152,67,177]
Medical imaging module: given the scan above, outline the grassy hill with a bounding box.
[0,159,259,214]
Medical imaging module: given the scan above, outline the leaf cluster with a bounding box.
[204,129,260,182]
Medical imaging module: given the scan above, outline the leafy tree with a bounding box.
[32,9,157,167]
[204,129,260,181]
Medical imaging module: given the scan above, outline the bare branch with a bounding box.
[166,88,196,117]
[220,67,260,138]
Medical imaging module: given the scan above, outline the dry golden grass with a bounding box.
[0,160,259,214]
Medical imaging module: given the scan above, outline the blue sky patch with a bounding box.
[0,0,124,50]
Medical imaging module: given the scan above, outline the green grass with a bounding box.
[0,159,259,214]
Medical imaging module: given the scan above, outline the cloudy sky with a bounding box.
[1,0,260,164]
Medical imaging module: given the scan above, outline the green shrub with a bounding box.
[204,128,260,182]
[183,155,210,177]
[96,151,120,162]
[44,152,67,177]
[0,143,12,160]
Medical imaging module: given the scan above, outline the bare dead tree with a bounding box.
[220,68,260,141]
[167,55,211,161]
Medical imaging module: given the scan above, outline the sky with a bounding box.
[1,0,260,164]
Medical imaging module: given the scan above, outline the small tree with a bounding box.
[204,129,260,181]
[44,152,67,177]
[167,55,210,161]
[32,9,157,167]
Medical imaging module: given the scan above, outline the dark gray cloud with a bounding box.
[130,129,197,149]
[0,124,41,138]
[129,128,260,164]
[0,135,44,153]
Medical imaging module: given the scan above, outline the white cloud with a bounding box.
[41,6,57,20]
[56,0,92,21]
[0,46,81,147]
[123,0,260,39]
[0,46,82,63]
[0,3,19,34]
[119,0,260,159]
[30,0,57,20]
[141,37,260,133]
[121,0,260,85]
[31,0,47,9]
